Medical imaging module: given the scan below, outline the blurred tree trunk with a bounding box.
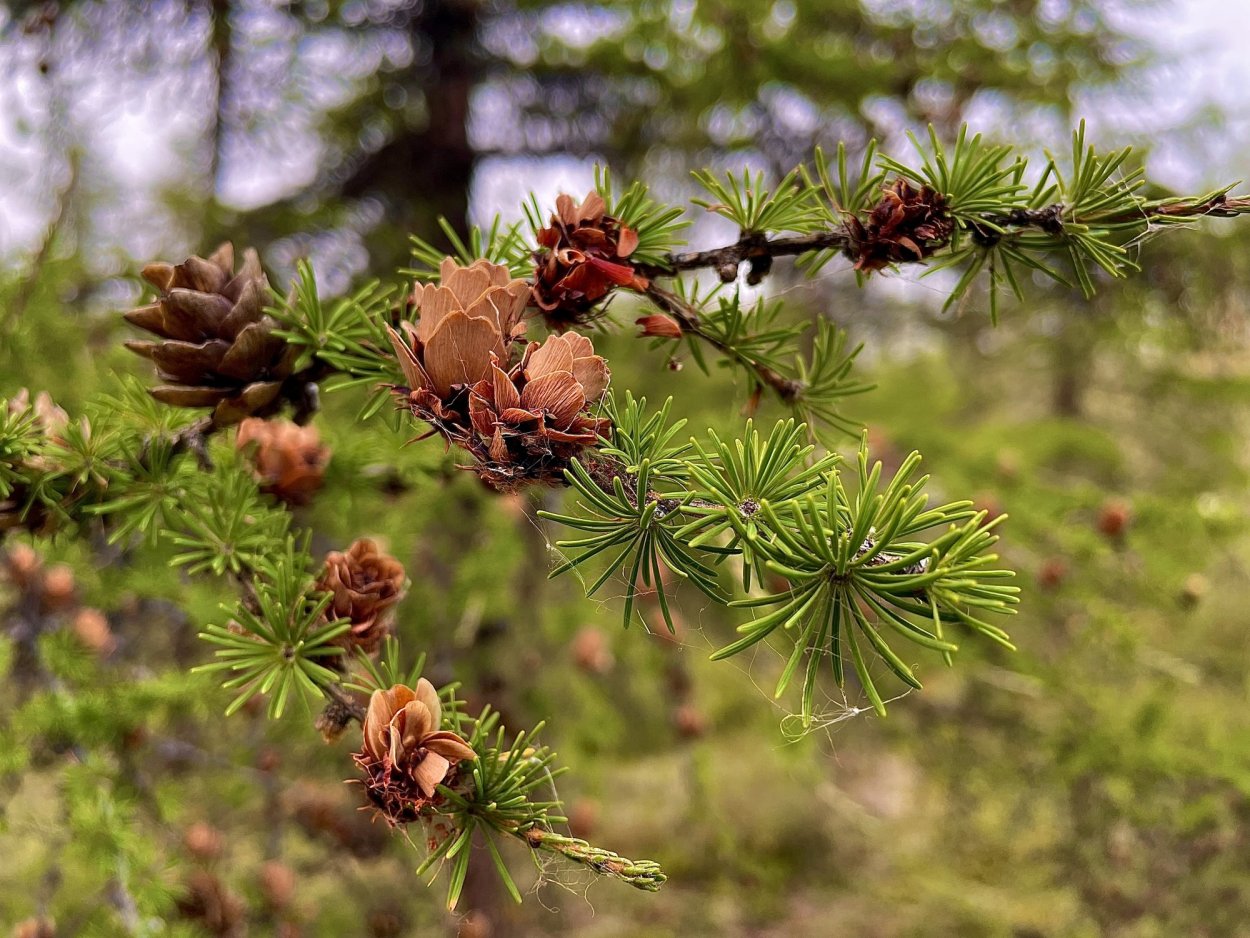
[341,0,479,268]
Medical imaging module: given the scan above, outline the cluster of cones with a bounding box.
[2,542,117,658]
[387,256,612,490]
[177,821,300,937]
[123,191,651,491]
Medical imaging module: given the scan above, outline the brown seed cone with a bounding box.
[532,190,649,329]
[388,257,530,401]
[176,870,246,938]
[389,276,612,490]
[316,539,406,656]
[71,608,116,656]
[287,783,389,858]
[258,860,297,911]
[462,332,611,490]
[354,680,476,826]
[124,243,300,427]
[845,179,953,273]
[184,821,226,862]
[11,919,56,938]
[236,418,330,506]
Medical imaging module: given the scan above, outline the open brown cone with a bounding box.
[235,418,330,506]
[315,538,406,656]
[124,243,300,426]
[388,257,611,491]
[845,179,953,273]
[354,679,476,825]
[532,190,649,329]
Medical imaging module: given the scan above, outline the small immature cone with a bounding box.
[354,679,476,825]
[72,608,116,656]
[39,564,76,613]
[571,626,613,675]
[184,821,225,862]
[258,860,297,911]
[532,190,649,329]
[236,418,330,506]
[314,699,355,743]
[1097,499,1132,539]
[316,539,406,655]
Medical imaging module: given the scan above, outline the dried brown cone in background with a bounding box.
[316,538,406,656]
[124,243,300,427]
[11,919,56,938]
[258,860,297,911]
[287,783,389,858]
[1,542,42,592]
[236,418,330,506]
[71,608,116,656]
[183,821,226,862]
[845,179,953,273]
[176,870,246,938]
[532,190,649,329]
[353,679,476,825]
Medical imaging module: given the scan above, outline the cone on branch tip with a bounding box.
[124,243,299,427]
[845,179,953,272]
[354,679,476,826]
[236,417,330,506]
[532,190,649,329]
[388,257,611,491]
[315,538,406,656]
